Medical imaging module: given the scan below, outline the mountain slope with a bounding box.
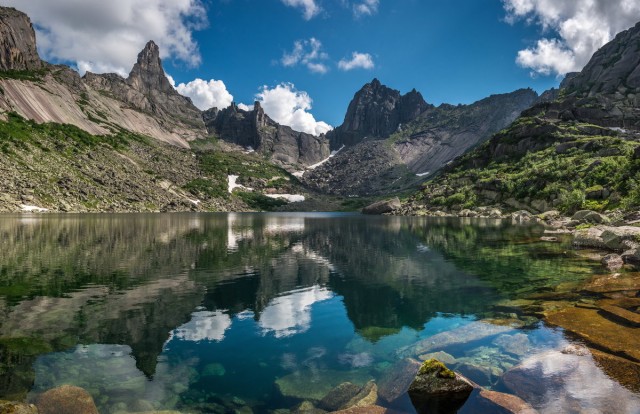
[304,82,537,196]
[401,21,640,215]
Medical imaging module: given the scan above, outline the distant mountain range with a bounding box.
[2,5,637,214]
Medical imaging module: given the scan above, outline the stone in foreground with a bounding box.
[36,385,99,414]
[408,359,474,414]
[0,401,38,414]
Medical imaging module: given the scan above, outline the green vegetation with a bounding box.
[0,68,48,82]
[236,191,287,211]
[418,117,640,213]
[418,359,456,379]
[0,112,148,155]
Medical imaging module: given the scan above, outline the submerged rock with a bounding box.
[0,401,38,414]
[36,385,99,414]
[377,358,422,403]
[477,389,538,414]
[318,383,361,411]
[408,359,474,414]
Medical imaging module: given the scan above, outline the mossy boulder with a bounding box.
[408,359,474,414]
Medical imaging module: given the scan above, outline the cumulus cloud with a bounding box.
[256,83,333,136]
[503,0,640,76]
[281,0,321,20]
[353,0,380,17]
[173,78,234,110]
[282,38,329,74]
[338,52,375,71]
[3,0,207,76]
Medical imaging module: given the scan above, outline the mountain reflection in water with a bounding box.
[0,213,638,413]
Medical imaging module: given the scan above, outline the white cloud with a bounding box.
[281,0,321,20]
[281,38,329,74]
[353,0,379,17]
[3,0,207,76]
[173,310,232,342]
[259,286,332,338]
[237,103,252,111]
[338,52,375,71]
[256,83,333,136]
[503,0,640,76]
[174,78,234,110]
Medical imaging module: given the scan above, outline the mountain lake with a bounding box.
[0,213,639,413]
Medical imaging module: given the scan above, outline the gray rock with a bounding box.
[362,197,401,215]
[600,226,640,251]
[0,7,42,71]
[378,358,422,403]
[573,226,606,249]
[602,254,624,270]
[572,210,610,224]
[511,210,533,223]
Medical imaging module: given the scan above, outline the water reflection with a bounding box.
[0,213,636,413]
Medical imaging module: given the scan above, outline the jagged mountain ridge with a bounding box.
[304,82,538,196]
[204,102,330,167]
[401,20,640,215]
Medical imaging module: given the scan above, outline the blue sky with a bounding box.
[6,0,640,134]
[173,0,560,126]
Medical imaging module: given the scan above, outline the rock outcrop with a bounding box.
[84,41,204,132]
[204,101,330,168]
[327,78,431,149]
[305,85,537,196]
[0,7,41,71]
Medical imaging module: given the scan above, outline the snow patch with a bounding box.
[609,127,628,134]
[265,194,306,203]
[292,171,305,178]
[228,175,253,194]
[307,145,345,170]
[20,205,49,212]
[416,172,430,177]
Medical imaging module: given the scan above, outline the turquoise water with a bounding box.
[0,213,638,413]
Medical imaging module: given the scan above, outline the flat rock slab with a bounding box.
[545,306,640,362]
[398,322,513,358]
[378,358,422,403]
[591,348,640,393]
[581,272,640,295]
[477,389,538,414]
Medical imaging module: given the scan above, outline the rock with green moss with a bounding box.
[408,359,474,414]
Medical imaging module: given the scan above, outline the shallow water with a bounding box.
[0,213,638,413]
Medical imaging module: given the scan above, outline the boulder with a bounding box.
[0,401,38,414]
[329,406,394,414]
[511,210,533,223]
[293,401,328,414]
[36,385,99,414]
[318,382,360,411]
[572,226,606,249]
[408,359,474,414]
[601,253,624,270]
[488,208,503,218]
[571,210,610,224]
[600,226,640,251]
[362,197,401,215]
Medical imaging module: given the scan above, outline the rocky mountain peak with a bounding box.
[127,40,174,94]
[0,7,42,71]
[327,79,432,149]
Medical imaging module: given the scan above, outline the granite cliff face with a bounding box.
[402,20,640,215]
[204,102,330,168]
[0,7,41,71]
[304,83,537,196]
[327,79,432,149]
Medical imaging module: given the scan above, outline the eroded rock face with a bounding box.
[204,102,330,168]
[0,7,42,71]
[327,79,431,150]
[84,41,204,132]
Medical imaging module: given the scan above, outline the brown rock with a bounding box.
[362,198,401,215]
[318,383,361,411]
[478,389,538,414]
[602,254,624,270]
[36,385,99,414]
[0,400,38,414]
[329,406,394,414]
[377,358,421,403]
[408,359,474,413]
[0,7,42,71]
